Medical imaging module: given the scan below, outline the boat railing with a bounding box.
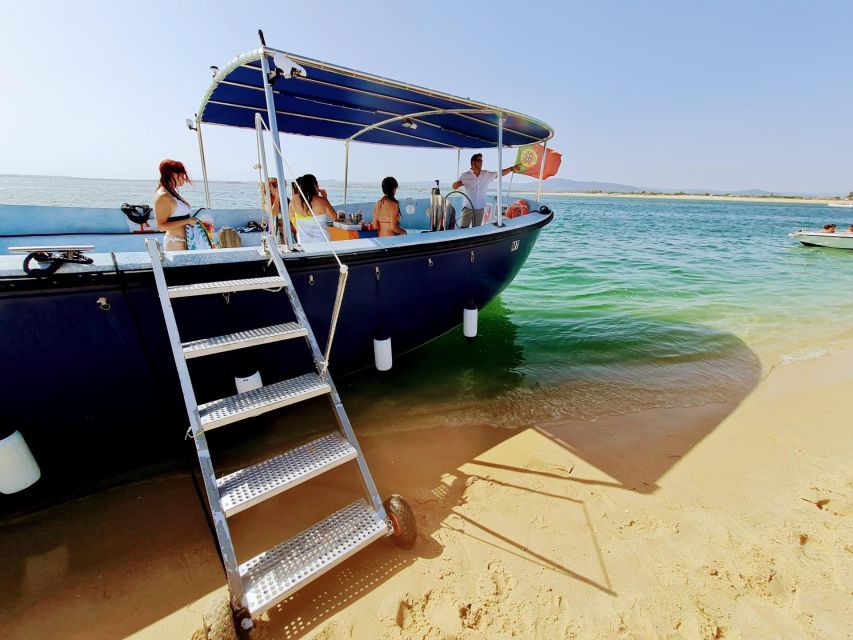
[254,113,347,376]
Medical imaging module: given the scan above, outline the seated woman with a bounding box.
[364,177,407,237]
[288,174,337,243]
[153,159,195,250]
[822,223,837,233]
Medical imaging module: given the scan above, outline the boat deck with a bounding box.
[0,201,549,277]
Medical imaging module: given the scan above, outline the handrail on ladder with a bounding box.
[254,113,348,376]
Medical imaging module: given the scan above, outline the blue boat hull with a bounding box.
[0,212,550,513]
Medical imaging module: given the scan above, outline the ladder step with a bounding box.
[240,499,388,616]
[182,322,307,359]
[217,433,357,517]
[167,276,286,298]
[199,373,331,432]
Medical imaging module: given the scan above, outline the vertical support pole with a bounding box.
[536,139,548,204]
[456,148,460,179]
[259,48,294,251]
[496,113,505,227]
[343,141,350,205]
[195,117,211,208]
[255,114,274,237]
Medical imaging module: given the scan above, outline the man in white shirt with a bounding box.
[452,153,519,228]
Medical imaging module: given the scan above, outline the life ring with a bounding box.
[505,199,530,219]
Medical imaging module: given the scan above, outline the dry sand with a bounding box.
[1,348,851,639]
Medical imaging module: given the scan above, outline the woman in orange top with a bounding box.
[365,177,407,237]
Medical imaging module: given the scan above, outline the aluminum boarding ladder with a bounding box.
[145,237,409,622]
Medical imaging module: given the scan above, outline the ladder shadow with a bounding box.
[0,298,765,639]
[253,304,763,635]
[253,542,430,639]
[253,422,615,638]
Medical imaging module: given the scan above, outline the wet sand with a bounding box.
[1,348,851,639]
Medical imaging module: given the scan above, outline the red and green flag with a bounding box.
[513,144,562,179]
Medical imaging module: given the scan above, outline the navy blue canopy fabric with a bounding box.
[198,48,553,149]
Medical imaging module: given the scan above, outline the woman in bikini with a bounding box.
[153,159,195,250]
[366,177,407,237]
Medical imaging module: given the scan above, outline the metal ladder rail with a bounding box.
[265,239,387,518]
[145,239,247,608]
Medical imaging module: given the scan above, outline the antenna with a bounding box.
[258,30,266,46]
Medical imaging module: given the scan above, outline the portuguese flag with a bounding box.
[514,144,562,179]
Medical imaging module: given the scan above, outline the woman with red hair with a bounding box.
[153,159,194,250]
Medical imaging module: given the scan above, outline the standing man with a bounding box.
[452,153,519,228]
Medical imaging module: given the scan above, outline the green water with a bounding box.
[519,196,853,365]
[338,196,853,431]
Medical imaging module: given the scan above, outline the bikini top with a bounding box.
[156,188,192,221]
[375,197,399,227]
[168,197,192,222]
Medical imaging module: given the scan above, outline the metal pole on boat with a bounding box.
[195,118,211,208]
[187,116,212,208]
[536,139,548,204]
[255,113,274,235]
[496,113,504,227]
[456,148,460,180]
[343,141,350,205]
[258,46,294,251]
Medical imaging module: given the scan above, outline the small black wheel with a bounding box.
[384,494,417,549]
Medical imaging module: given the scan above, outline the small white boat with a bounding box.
[827,202,853,208]
[789,230,853,249]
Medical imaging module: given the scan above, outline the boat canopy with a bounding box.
[198,47,553,149]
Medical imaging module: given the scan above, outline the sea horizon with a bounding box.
[2,171,845,200]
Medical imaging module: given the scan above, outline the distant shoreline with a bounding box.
[2,174,847,206]
[512,191,847,205]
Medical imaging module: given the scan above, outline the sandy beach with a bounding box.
[1,343,850,640]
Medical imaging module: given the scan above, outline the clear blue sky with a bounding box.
[1,0,851,194]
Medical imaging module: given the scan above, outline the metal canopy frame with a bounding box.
[197,46,553,147]
[206,77,543,149]
[192,39,554,226]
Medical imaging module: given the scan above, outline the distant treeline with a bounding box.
[555,191,852,200]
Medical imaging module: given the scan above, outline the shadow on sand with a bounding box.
[0,297,761,639]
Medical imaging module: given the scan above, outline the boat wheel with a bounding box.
[383,494,417,549]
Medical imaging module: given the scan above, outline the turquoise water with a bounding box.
[3,175,852,428]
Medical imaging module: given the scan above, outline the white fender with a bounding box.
[374,337,392,371]
[463,306,478,339]
[235,371,263,394]
[0,431,41,494]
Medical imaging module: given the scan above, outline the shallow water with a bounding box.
[3,175,852,430]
